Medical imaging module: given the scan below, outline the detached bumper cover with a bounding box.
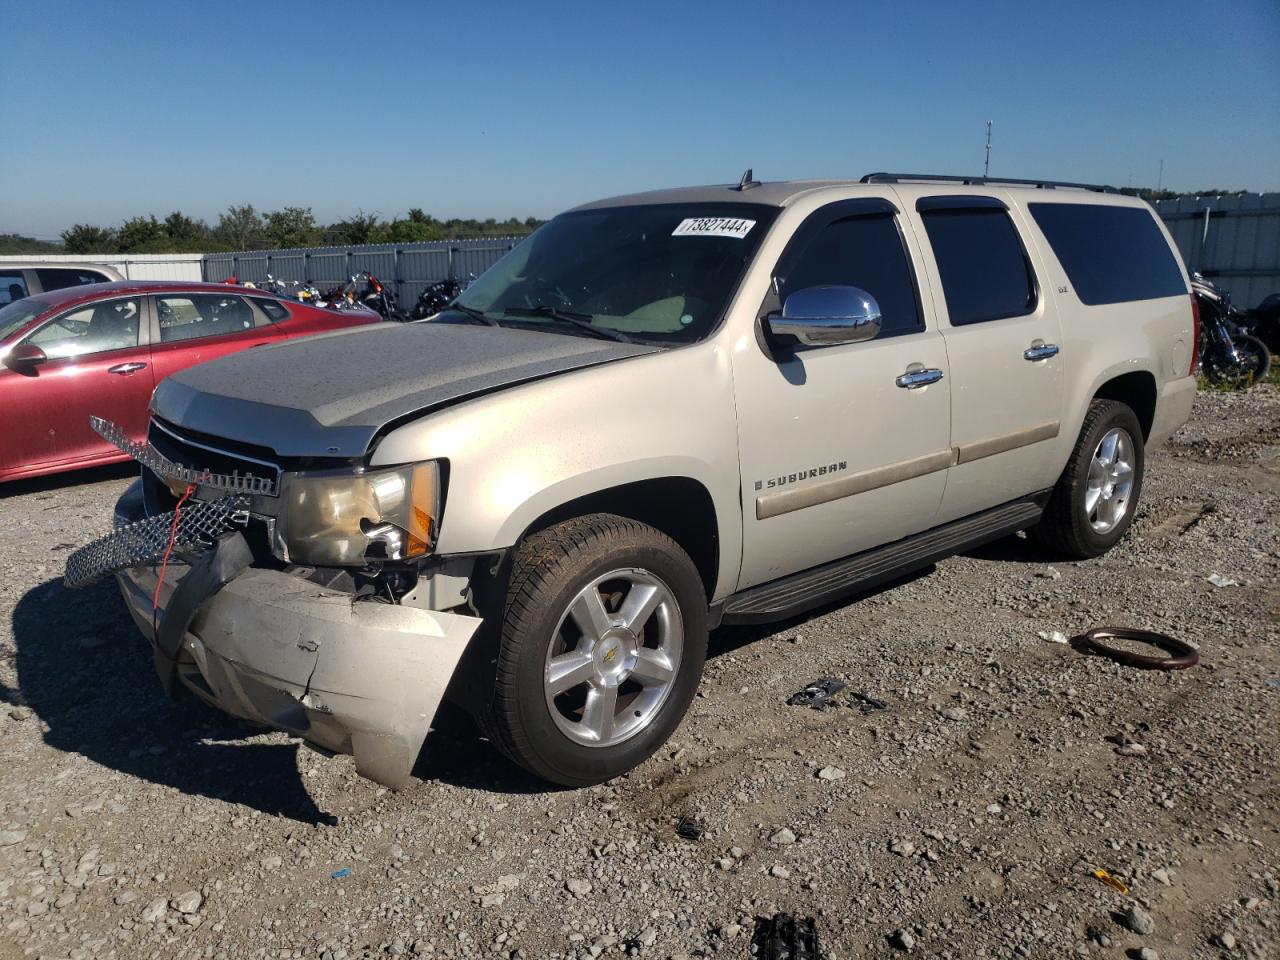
[118,559,481,788]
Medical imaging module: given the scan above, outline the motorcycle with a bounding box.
[409,276,467,320]
[1191,273,1272,387]
[319,272,405,319]
[357,272,406,320]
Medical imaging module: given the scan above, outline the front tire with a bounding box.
[1033,399,1145,559]
[486,514,708,786]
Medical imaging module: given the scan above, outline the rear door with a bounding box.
[147,292,284,384]
[13,295,154,467]
[907,194,1065,522]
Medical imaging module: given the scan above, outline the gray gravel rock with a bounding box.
[1121,903,1155,935]
[139,897,167,923]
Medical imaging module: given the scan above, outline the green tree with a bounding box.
[263,206,319,248]
[61,224,118,253]
[215,204,266,251]
[163,211,208,248]
[116,215,168,253]
[384,213,442,243]
[324,211,385,246]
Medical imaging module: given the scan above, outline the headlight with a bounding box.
[280,462,441,565]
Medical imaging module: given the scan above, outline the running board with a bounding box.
[720,497,1046,625]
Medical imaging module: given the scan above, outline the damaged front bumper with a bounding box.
[91,483,482,789]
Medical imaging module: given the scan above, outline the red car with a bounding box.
[0,281,383,483]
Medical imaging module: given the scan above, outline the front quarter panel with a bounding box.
[370,343,742,599]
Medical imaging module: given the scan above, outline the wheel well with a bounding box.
[1093,372,1156,440]
[521,477,719,600]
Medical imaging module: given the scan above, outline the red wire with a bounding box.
[153,483,196,612]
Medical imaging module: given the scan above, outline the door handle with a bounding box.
[107,362,147,375]
[1024,341,1060,361]
[895,366,945,389]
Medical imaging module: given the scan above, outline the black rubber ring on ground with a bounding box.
[1078,627,1199,671]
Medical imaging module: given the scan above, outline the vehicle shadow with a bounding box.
[0,462,136,500]
[5,577,337,825]
[962,531,1058,564]
[706,565,936,660]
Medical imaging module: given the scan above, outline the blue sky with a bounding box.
[4,0,1278,240]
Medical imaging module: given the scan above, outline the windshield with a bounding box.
[446,202,778,343]
[0,297,52,343]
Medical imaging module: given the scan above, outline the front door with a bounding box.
[733,198,952,590]
[17,295,154,467]
[908,194,1065,522]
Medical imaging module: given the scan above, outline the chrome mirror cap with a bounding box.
[767,285,882,346]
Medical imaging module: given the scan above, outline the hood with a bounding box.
[151,321,659,458]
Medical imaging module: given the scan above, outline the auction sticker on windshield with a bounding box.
[672,217,756,239]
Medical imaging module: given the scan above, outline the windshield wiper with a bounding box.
[503,305,637,344]
[441,303,501,326]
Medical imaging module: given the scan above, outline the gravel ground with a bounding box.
[1,387,1277,960]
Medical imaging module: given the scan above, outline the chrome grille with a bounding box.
[64,495,248,589]
[91,416,279,497]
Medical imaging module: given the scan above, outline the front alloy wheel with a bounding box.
[544,569,683,747]
[484,514,708,786]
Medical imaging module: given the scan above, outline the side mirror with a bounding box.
[3,343,48,372]
[767,285,882,346]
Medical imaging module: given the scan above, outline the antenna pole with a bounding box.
[1157,158,1164,191]
[984,120,992,177]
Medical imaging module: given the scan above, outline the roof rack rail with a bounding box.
[860,172,1119,194]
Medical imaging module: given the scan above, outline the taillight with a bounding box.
[1188,293,1201,375]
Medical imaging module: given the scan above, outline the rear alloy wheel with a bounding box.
[1034,399,1145,559]
[1083,427,1137,535]
[487,514,707,786]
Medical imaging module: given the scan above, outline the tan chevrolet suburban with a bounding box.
[68,172,1198,790]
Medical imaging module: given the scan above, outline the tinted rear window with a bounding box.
[35,268,111,291]
[920,208,1037,325]
[1028,203,1186,305]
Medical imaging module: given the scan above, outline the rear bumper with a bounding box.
[117,544,481,790]
[1148,375,1197,448]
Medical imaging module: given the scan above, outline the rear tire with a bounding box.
[485,514,707,786]
[1033,400,1145,560]
[1236,333,1271,384]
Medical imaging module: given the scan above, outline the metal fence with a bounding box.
[201,238,523,309]
[1153,193,1280,307]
